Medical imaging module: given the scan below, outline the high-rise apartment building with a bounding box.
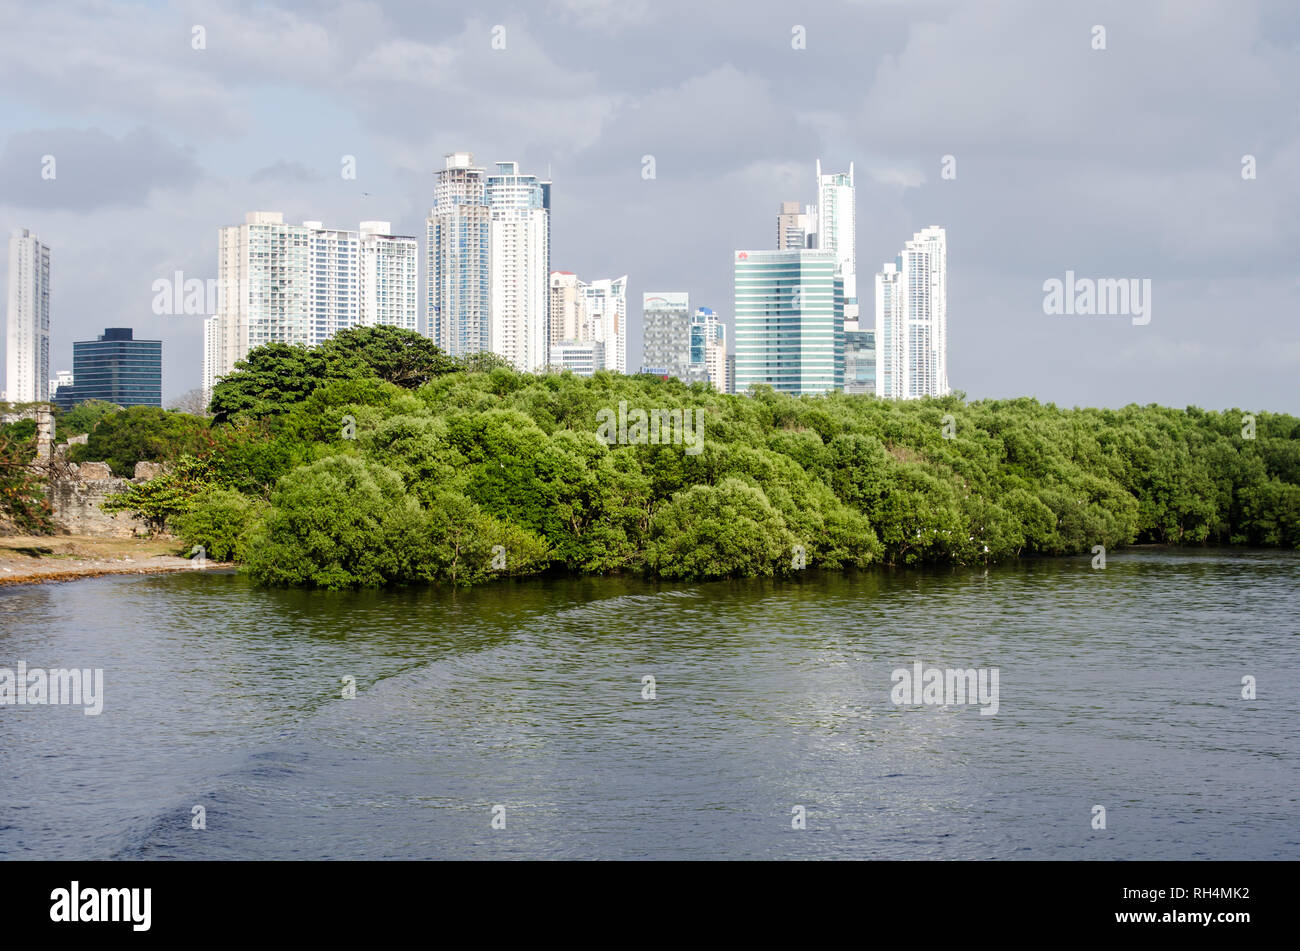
[304,222,357,344]
[426,152,490,357]
[875,262,902,398]
[486,161,550,371]
[202,212,418,402]
[5,229,51,404]
[204,212,310,402]
[358,222,419,334]
[733,249,843,396]
[304,220,418,343]
[777,201,816,251]
[641,292,692,378]
[581,276,628,374]
[426,152,551,370]
[874,226,948,399]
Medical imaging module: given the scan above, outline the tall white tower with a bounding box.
[486,161,550,372]
[875,226,947,399]
[816,160,856,319]
[426,152,490,356]
[5,229,51,404]
[581,276,628,374]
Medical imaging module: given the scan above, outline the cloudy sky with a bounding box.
[1,0,1297,410]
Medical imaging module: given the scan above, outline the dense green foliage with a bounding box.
[69,406,211,477]
[56,399,120,439]
[208,325,463,423]
[171,488,266,563]
[0,410,53,533]
[93,327,1300,589]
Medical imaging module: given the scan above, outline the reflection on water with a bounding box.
[1,548,1297,859]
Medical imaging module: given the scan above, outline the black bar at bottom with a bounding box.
[0,860,1283,939]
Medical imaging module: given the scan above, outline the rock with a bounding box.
[75,462,114,481]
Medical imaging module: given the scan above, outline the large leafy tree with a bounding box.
[57,399,120,439]
[0,418,52,534]
[209,343,367,423]
[318,325,460,389]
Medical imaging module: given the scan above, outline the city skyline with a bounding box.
[0,2,1295,411]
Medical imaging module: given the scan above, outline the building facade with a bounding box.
[641,292,692,379]
[843,321,876,395]
[548,339,604,376]
[54,328,161,410]
[733,249,843,396]
[5,229,51,404]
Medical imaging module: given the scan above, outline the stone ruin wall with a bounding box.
[47,460,161,537]
[4,405,166,537]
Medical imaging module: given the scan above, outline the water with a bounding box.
[1,548,1296,860]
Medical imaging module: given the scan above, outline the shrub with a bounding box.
[645,478,796,580]
[172,488,267,562]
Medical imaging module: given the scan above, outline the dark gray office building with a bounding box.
[53,328,162,410]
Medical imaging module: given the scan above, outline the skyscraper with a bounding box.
[581,276,628,374]
[733,249,843,396]
[304,221,358,345]
[815,160,856,321]
[426,152,490,356]
[53,328,161,410]
[5,229,51,404]
[486,161,550,371]
[641,292,692,378]
[875,226,948,399]
[875,262,903,398]
[777,201,816,251]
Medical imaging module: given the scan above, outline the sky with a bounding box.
[1,0,1297,411]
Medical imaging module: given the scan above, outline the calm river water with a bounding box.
[1,548,1296,859]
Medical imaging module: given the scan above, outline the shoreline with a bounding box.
[0,535,233,587]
